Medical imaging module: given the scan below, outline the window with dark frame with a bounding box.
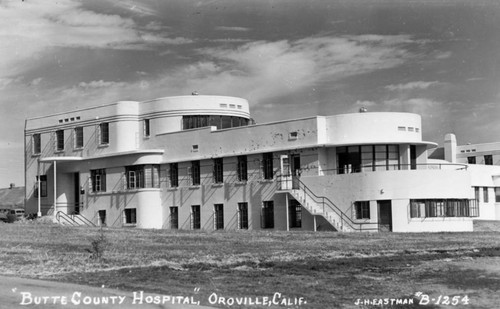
[483,187,489,203]
[126,165,160,189]
[169,163,178,187]
[238,202,248,229]
[74,127,83,148]
[124,208,137,224]
[33,134,41,155]
[213,158,223,183]
[410,199,478,218]
[191,205,201,229]
[214,204,224,230]
[262,152,273,180]
[55,130,64,151]
[170,207,178,229]
[261,201,274,229]
[495,187,500,203]
[474,187,480,203]
[99,123,109,145]
[355,201,370,219]
[467,156,476,164]
[35,175,47,198]
[182,115,249,130]
[90,169,106,192]
[237,155,248,181]
[484,155,493,165]
[191,161,200,185]
[144,119,150,137]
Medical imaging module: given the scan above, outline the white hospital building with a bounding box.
[24,95,500,232]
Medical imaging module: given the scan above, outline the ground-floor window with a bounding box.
[410,199,478,218]
[191,205,201,229]
[35,175,48,197]
[483,187,489,203]
[98,210,106,226]
[238,202,248,229]
[170,206,178,229]
[354,201,370,219]
[214,204,224,230]
[126,165,160,189]
[289,199,302,228]
[261,201,274,229]
[124,208,137,224]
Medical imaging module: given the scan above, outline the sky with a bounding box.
[1,0,500,187]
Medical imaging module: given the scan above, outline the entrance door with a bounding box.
[280,155,292,190]
[291,154,301,189]
[73,173,80,214]
[378,200,392,232]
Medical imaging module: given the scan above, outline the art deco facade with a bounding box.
[25,95,496,232]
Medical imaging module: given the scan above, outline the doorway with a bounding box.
[378,200,392,232]
[73,173,80,214]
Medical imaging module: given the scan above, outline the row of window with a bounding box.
[337,144,409,174]
[410,199,479,218]
[32,123,110,154]
[182,115,249,130]
[467,155,494,165]
[474,186,500,203]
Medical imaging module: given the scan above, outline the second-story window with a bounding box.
[99,123,109,145]
[32,134,41,155]
[74,127,84,149]
[213,158,223,183]
[237,155,248,181]
[262,152,274,180]
[55,130,64,151]
[191,161,200,186]
[144,119,150,137]
[126,165,160,189]
[169,163,178,187]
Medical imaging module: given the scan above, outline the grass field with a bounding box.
[0,220,499,308]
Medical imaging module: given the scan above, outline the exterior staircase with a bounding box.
[288,188,352,231]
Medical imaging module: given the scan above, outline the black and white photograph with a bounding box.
[0,0,499,308]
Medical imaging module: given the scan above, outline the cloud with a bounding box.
[215,26,251,32]
[77,80,126,89]
[435,51,452,59]
[385,81,439,91]
[0,0,191,81]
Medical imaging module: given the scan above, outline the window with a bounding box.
[55,130,64,151]
[98,210,106,226]
[289,131,298,140]
[238,202,248,229]
[169,163,178,187]
[483,187,489,203]
[74,127,83,148]
[170,207,178,229]
[214,204,224,230]
[496,188,500,203]
[237,156,248,182]
[90,169,106,192]
[124,208,137,224]
[289,200,302,228]
[34,175,47,198]
[182,115,249,130]
[484,155,493,165]
[191,205,201,229]
[99,123,109,145]
[262,153,274,180]
[144,119,150,137]
[190,161,200,185]
[32,134,41,155]
[474,187,480,203]
[213,158,223,183]
[467,156,476,164]
[126,165,160,189]
[261,201,274,229]
[354,201,370,219]
[410,199,478,218]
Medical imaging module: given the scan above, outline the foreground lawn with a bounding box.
[0,221,499,308]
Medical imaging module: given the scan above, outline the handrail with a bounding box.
[72,214,96,227]
[319,163,468,175]
[56,211,78,227]
[278,175,379,231]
